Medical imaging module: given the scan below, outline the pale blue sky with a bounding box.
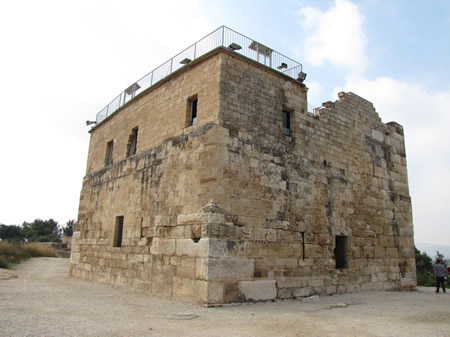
[0,0,449,246]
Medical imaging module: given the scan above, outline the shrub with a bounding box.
[22,242,58,257]
[0,241,57,269]
[0,241,31,267]
[0,255,9,269]
[0,224,25,242]
[415,246,437,287]
[62,220,75,237]
[0,241,14,255]
[417,270,435,287]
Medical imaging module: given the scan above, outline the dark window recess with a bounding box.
[334,235,348,269]
[191,225,201,243]
[127,127,138,157]
[105,140,114,166]
[113,216,124,247]
[301,231,305,260]
[190,98,198,126]
[282,110,291,136]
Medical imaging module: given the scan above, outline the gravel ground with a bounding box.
[1,257,450,337]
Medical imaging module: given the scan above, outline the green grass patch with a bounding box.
[0,241,58,269]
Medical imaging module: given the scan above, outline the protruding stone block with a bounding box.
[239,280,277,301]
[176,238,208,257]
[207,257,254,281]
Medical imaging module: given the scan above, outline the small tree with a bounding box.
[21,219,61,243]
[415,246,434,286]
[415,247,433,274]
[436,251,448,268]
[0,224,25,243]
[62,220,75,237]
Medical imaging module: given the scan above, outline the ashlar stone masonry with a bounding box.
[70,46,416,304]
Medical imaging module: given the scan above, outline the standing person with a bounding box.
[433,259,447,293]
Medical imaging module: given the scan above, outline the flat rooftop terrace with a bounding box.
[94,26,305,125]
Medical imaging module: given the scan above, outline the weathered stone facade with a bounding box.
[70,46,416,304]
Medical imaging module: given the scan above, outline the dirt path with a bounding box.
[1,258,450,337]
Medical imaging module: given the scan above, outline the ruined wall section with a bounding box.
[207,53,415,303]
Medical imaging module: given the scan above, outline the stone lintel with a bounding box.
[177,213,226,225]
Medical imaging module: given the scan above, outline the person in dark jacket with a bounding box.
[433,259,448,293]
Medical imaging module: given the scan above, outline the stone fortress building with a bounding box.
[70,26,416,304]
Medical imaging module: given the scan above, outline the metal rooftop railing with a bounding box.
[95,26,305,124]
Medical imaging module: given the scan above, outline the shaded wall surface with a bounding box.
[70,49,416,304]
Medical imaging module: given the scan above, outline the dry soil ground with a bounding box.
[1,257,450,337]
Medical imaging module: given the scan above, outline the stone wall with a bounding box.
[71,123,230,302]
[206,54,415,301]
[71,50,227,302]
[85,52,222,175]
[71,48,416,304]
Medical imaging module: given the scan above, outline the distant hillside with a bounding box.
[416,242,450,260]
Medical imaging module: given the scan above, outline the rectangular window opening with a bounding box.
[334,235,348,269]
[188,97,198,126]
[301,231,305,260]
[105,140,114,166]
[127,127,138,157]
[113,216,124,247]
[140,217,144,238]
[282,109,291,136]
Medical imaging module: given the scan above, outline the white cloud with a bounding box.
[334,76,450,244]
[304,80,324,107]
[334,76,450,155]
[298,0,368,74]
[297,0,450,245]
[0,0,213,226]
[334,72,450,247]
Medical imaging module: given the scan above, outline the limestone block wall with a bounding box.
[202,67,416,302]
[70,124,230,302]
[71,50,229,302]
[85,52,222,175]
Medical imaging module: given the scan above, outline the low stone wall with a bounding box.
[39,242,71,258]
